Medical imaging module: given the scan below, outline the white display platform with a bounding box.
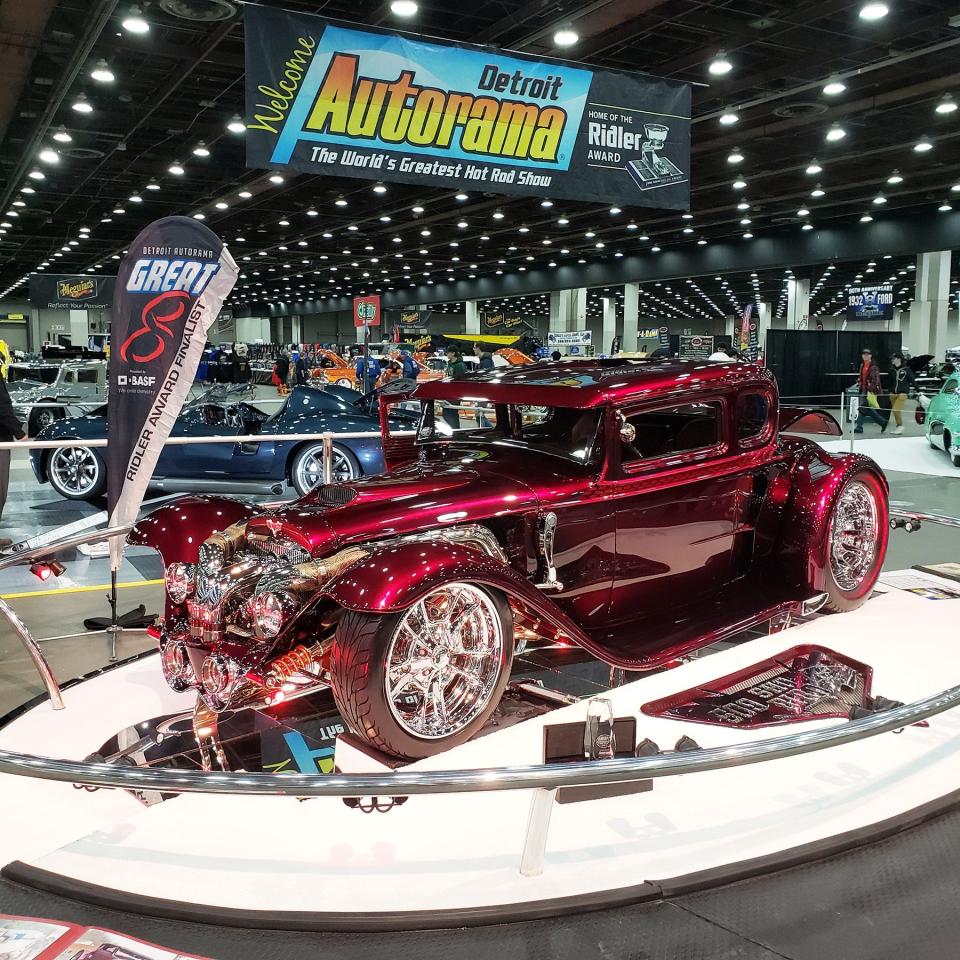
[1,587,958,920]
[818,436,960,478]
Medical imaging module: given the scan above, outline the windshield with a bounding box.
[416,400,603,464]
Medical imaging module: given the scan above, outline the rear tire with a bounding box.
[47,446,106,500]
[290,441,358,495]
[822,471,888,613]
[28,404,64,436]
[330,584,513,760]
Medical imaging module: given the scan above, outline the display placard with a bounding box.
[679,334,713,359]
[547,330,592,347]
[244,8,691,208]
[847,284,894,322]
[28,273,115,310]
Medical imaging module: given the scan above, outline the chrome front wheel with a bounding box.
[385,584,505,740]
[829,480,879,592]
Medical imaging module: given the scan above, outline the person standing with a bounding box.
[230,343,252,383]
[888,352,915,435]
[355,352,381,393]
[399,350,420,380]
[273,350,290,396]
[445,347,467,377]
[293,350,308,386]
[475,343,495,370]
[854,347,887,434]
[0,376,27,546]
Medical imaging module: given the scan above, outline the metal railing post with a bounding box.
[0,597,63,710]
[322,432,334,484]
[520,787,557,877]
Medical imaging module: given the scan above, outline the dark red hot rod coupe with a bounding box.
[132,360,889,760]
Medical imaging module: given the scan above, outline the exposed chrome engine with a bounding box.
[159,503,509,717]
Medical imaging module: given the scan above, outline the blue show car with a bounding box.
[31,381,418,502]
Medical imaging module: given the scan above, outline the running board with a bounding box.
[151,478,288,496]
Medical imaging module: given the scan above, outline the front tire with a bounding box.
[290,441,358,495]
[822,471,888,613]
[47,446,106,500]
[28,404,64,436]
[331,584,514,760]
[336,378,353,388]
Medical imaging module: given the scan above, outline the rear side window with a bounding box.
[621,402,722,464]
[736,392,770,441]
[77,368,98,384]
[944,378,958,395]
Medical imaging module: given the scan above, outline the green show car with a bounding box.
[923,373,960,467]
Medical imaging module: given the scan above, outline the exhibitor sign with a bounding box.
[29,273,116,310]
[353,294,381,327]
[244,8,691,208]
[847,284,894,322]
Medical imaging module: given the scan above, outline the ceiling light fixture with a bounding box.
[90,59,115,83]
[227,114,246,133]
[914,137,933,152]
[732,177,747,189]
[873,192,887,204]
[168,162,185,175]
[122,5,150,33]
[373,182,387,194]
[811,184,826,197]
[554,27,579,47]
[806,159,822,174]
[887,170,903,184]
[826,123,846,141]
[193,141,210,157]
[52,126,72,143]
[71,93,93,113]
[727,148,744,164]
[709,51,733,76]
[38,148,59,164]
[822,77,846,96]
[719,108,739,125]
[390,0,418,15]
[858,2,889,21]
[269,174,284,183]
[28,170,44,181]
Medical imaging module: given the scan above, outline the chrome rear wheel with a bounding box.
[48,446,105,500]
[828,480,879,592]
[291,442,356,494]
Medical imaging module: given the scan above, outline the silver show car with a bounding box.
[11,360,108,436]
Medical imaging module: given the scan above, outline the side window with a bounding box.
[620,401,722,465]
[77,368,98,384]
[943,378,958,395]
[62,370,75,384]
[736,391,770,442]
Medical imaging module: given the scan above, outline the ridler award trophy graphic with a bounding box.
[626,122,686,191]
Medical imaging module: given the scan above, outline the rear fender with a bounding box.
[322,540,593,649]
[778,407,842,436]
[127,495,260,566]
[777,444,888,593]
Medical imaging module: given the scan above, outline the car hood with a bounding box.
[246,442,595,557]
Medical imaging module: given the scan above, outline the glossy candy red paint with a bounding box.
[132,359,890,759]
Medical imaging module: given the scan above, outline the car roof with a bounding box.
[413,358,775,408]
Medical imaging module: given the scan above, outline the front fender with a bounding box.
[322,540,594,650]
[777,442,888,593]
[127,495,260,566]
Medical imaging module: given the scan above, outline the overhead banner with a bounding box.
[28,273,116,310]
[483,312,535,332]
[107,217,238,569]
[244,8,691,208]
[847,284,894,322]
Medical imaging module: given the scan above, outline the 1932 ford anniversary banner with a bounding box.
[244,6,691,209]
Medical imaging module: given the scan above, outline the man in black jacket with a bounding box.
[0,376,27,547]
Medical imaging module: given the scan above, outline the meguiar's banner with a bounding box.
[244,8,691,208]
[107,217,238,569]
[29,273,116,310]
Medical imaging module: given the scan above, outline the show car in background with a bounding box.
[11,360,108,436]
[31,381,419,501]
[131,359,890,762]
[919,372,960,466]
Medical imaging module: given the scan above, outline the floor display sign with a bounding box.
[679,334,713,359]
[107,217,238,570]
[0,915,210,960]
[244,8,691,208]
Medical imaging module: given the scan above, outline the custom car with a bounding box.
[131,359,889,761]
[31,381,418,501]
[919,371,960,466]
[308,348,357,388]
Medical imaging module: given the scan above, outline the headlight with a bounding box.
[251,591,295,639]
[200,654,240,711]
[164,562,195,603]
[160,639,195,691]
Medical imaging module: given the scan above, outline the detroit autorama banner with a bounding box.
[107,216,238,568]
[244,8,691,208]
